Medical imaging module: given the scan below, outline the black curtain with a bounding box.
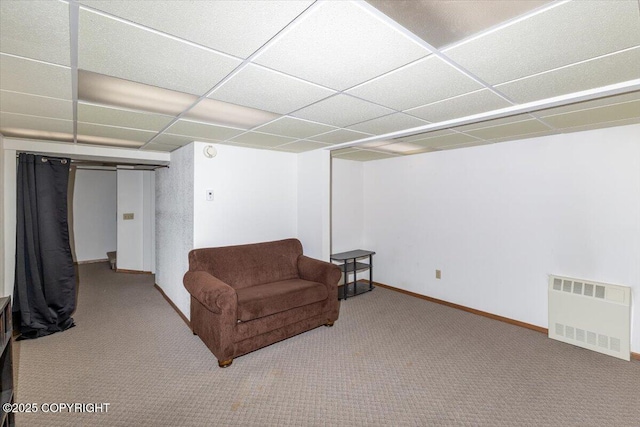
[13,153,76,339]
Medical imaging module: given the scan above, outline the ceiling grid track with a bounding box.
[329,79,640,151]
[141,0,323,149]
[216,52,450,149]
[2,0,639,158]
[77,4,244,62]
[354,0,519,107]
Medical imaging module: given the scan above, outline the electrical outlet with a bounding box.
[123,213,134,220]
[436,269,441,279]
[206,189,214,201]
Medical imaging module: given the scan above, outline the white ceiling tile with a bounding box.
[77,122,156,143]
[0,112,73,134]
[463,119,550,140]
[78,103,174,131]
[496,47,640,104]
[331,148,399,161]
[253,117,336,139]
[394,129,456,143]
[0,90,72,120]
[209,64,334,115]
[0,54,71,99]
[436,140,491,151]
[541,100,640,129]
[347,113,429,135]
[330,148,360,156]
[445,0,640,85]
[558,117,640,134]
[486,129,559,144]
[150,134,196,147]
[535,91,640,117]
[455,113,538,132]
[254,1,429,90]
[347,56,482,111]
[292,94,394,127]
[79,9,242,95]
[0,1,70,66]
[275,140,332,153]
[406,90,512,123]
[309,129,371,144]
[410,132,479,148]
[366,0,552,49]
[79,1,313,58]
[229,132,297,148]
[165,120,244,142]
[141,142,181,152]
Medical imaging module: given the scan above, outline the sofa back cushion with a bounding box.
[188,238,303,289]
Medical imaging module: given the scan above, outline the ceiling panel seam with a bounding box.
[0,89,71,102]
[78,2,348,104]
[353,0,519,106]
[0,52,70,69]
[140,1,323,149]
[77,4,242,62]
[440,0,570,52]
[0,111,73,122]
[69,0,79,143]
[495,45,640,88]
[328,79,640,151]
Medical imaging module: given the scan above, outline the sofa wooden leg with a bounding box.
[218,359,233,368]
[324,320,335,327]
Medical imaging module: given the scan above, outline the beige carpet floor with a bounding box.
[14,262,640,426]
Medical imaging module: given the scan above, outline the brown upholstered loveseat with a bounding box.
[184,238,341,367]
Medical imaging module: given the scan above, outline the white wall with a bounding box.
[156,144,195,319]
[331,158,364,254]
[331,157,368,282]
[116,169,155,271]
[143,171,155,273]
[117,170,143,270]
[193,142,298,249]
[360,124,640,352]
[72,169,117,262]
[297,149,331,261]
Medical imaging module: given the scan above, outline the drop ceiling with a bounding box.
[0,0,638,161]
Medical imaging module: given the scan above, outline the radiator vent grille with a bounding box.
[548,275,631,361]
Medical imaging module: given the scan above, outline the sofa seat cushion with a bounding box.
[236,279,328,322]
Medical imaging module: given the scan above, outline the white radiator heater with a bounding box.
[548,275,631,361]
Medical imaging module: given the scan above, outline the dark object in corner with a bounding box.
[13,153,76,340]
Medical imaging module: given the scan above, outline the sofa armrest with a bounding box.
[183,271,237,314]
[298,256,342,289]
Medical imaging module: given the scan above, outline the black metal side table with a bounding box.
[330,249,375,300]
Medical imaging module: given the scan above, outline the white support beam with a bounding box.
[3,138,170,165]
[328,79,640,150]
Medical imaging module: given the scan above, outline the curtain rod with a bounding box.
[15,154,169,170]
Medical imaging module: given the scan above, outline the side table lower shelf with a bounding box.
[338,279,375,299]
[331,249,376,300]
